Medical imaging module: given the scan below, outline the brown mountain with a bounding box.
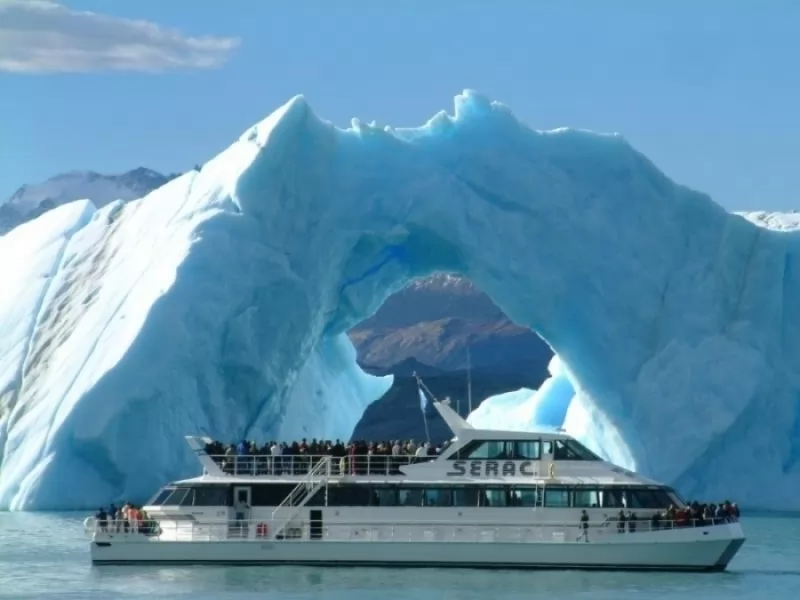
[346,274,553,440]
[347,273,553,375]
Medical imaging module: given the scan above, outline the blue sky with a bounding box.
[1,0,799,210]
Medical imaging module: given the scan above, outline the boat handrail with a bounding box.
[203,453,436,477]
[86,515,740,527]
[84,515,740,543]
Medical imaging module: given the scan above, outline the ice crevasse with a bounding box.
[1,91,800,510]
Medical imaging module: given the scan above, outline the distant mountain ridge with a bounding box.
[0,167,178,235]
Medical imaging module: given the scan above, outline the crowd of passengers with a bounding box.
[601,500,740,533]
[203,438,451,475]
[93,503,159,535]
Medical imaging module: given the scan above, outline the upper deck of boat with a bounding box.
[181,400,662,488]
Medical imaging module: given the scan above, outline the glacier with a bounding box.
[2,91,800,510]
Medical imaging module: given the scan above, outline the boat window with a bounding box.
[513,441,541,460]
[192,486,230,506]
[451,486,479,507]
[162,487,190,506]
[449,440,481,459]
[329,485,371,507]
[509,487,542,507]
[180,489,196,506]
[147,487,174,506]
[468,441,513,460]
[667,487,687,507]
[627,489,660,509]
[552,440,601,461]
[481,488,508,507]
[544,487,570,508]
[627,488,674,509]
[650,488,673,507]
[572,489,601,508]
[600,487,625,508]
[250,484,296,506]
[398,488,423,507]
[371,487,398,507]
[568,440,601,460]
[423,488,451,507]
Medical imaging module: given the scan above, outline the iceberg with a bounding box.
[1,91,799,510]
[466,355,572,430]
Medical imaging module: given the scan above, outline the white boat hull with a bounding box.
[91,522,745,571]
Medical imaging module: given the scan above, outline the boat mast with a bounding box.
[467,344,473,415]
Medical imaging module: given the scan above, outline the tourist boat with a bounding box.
[85,398,745,570]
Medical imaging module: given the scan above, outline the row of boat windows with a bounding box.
[449,439,601,461]
[320,485,674,509]
[150,484,676,509]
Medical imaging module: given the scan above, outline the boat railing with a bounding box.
[84,516,740,544]
[203,453,436,477]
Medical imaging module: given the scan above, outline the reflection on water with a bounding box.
[1,512,799,599]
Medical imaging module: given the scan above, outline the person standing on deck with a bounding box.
[579,509,590,542]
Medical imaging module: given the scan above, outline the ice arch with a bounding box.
[1,91,799,510]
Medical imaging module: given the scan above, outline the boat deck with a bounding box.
[86,516,740,545]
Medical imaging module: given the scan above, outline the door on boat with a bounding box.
[309,509,323,540]
[232,486,252,538]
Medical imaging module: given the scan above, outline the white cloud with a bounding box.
[0,0,240,73]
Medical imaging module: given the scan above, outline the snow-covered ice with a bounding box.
[1,91,800,510]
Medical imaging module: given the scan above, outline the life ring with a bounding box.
[256,522,268,538]
[549,464,556,479]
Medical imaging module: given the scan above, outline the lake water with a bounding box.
[1,512,799,599]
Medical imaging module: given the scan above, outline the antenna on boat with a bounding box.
[466,345,473,416]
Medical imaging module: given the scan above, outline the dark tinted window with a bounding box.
[193,486,230,506]
[163,488,190,505]
[372,487,398,507]
[423,488,451,507]
[544,487,570,507]
[328,485,371,507]
[628,488,672,509]
[510,487,541,507]
[513,441,541,460]
[450,440,481,459]
[481,488,508,507]
[667,487,687,506]
[552,440,601,461]
[572,489,601,508]
[251,484,295,506]
[452,487,479,507]
[601,487,625,508]
[451,440,513,459]
[398,488,423,507]
[567,440,600,460]
[652,488,673,507]
[148,487,174,506]
[469,441,512,459]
